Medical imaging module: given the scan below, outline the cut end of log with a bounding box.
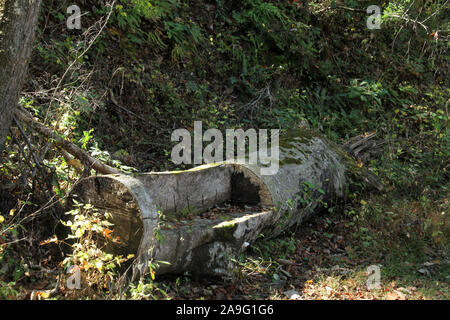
[68,163,277,272]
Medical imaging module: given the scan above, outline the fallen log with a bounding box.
[68,127,382,280]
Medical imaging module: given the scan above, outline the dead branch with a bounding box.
[343,132,385,164]
[14,108,121,175]
[237,85,274,120]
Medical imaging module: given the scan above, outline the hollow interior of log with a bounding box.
[230,171,262,206]
[139,164,273,220]
[69,164,274,259]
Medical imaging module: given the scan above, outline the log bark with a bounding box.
[69,127,381,279]
[0,0,42,153]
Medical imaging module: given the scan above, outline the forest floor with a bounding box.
[121,213,450,300]
[8,208,448,300]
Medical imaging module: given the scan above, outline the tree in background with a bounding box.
[0,0,42,153]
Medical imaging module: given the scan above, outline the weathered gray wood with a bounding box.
[69,128,379,279]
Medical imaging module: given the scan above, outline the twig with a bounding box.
[389,14,429,32]
[0,193,61,235]
[237,85,274,121]
[422,0,449,24]
[335,5,366,13]
[0,237,27,246]
[53,1,116,96]
[9,129,36,181]
[13,118,45,174]
[316,5,366,14]
[30,264,59,275]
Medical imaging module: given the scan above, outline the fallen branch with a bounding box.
[14,108,121,175]
[343,131,385,164]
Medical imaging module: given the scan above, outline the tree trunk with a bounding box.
[0,0,42,153]
[69,128,382,280]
